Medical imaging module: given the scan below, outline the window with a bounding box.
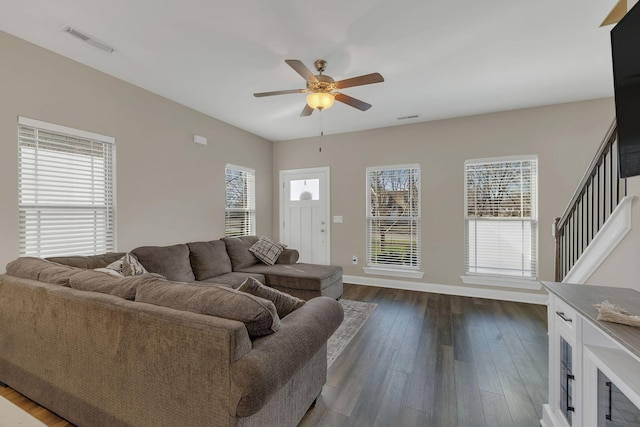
[464,156,538,280]
[289,179,320,201]
[366,164,421,271]
[18,117,116,257]
[225,164,255,237]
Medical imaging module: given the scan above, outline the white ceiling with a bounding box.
[0,0,617,142]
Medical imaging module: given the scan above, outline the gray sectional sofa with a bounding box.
[0,237,345,427]
[48,236,343,300]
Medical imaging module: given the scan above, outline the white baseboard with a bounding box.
[563,195,634,284]
[343,274,548,305]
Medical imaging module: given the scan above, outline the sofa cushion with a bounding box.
[97,253,148,277]
[69,271,166,300]
[239,263,343,292]
[197,272,265,288]
[38,266,83,286]
[221,236,260,270]
[135,281,280,338]
[248,237,286,266]
[238,277,305,318]
[187,241,233,280]
[6,257,83,286]
[131,244,195,282]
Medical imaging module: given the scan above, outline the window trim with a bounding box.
[365,163,422,275]
[19,116,115,144]
[463,154,538,286]
[18,116,117,257]
[224,163,256,237]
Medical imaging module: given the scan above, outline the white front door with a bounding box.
[280,167,330,264]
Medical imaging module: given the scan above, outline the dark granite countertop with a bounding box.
[542,281,640,360]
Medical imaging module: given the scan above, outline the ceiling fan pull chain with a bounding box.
[319,111,324,153]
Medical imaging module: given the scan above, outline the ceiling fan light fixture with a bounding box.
[306,92,335,111]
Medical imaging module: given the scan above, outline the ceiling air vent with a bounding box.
[63,27,115,54]
[397,115,419,120]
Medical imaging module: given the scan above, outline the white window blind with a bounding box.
[18,117,116,257]
[366,165,421,269]
[225,164,256,237]
[464,156,538,279]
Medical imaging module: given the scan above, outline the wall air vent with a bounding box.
[397,115,419,120]
[63,27,115,54]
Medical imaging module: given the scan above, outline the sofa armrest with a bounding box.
[229,296,343,417]
[275,248,299,264]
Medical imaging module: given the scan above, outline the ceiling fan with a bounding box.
[253,59,384,117]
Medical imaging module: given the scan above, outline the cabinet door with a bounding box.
[560,335,576,425]
[547,294,581,427]
[597,370,640,426]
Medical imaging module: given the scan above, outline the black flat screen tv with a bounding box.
[611,1,640,178]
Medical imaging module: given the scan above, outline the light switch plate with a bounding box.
[333,215,343,223]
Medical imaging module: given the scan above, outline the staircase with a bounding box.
[554,121,631,284]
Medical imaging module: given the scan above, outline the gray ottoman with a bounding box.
[238,263,343,300]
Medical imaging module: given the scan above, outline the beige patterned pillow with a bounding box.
[123,253,148,276]
[99,253,148,277]
[100,257,126,276]
[248,236,287,266]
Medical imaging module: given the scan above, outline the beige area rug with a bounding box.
[0,395,46,427]
[327,299,378,367]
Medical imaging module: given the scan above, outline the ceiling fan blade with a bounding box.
[600,0,627,26]
[334,93,372,111]
[335,72,384,89]
[300,104,314,117]
[285,59,319,83]
[253,89,306,97]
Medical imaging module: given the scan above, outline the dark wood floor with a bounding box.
[300,284,549,427]
[2,284,548,427]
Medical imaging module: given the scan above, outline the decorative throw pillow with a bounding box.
[98,253,148,277]
[238,277,305,318]
[248,236,287,266]
[123,253,148,276]
[100,257,126,276]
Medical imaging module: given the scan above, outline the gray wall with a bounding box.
[0,31,273,270]
[0,28,619,293]
[274,98,616,290]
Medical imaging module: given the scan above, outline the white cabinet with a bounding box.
[544,294,582,427]
[542,282,640,427]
